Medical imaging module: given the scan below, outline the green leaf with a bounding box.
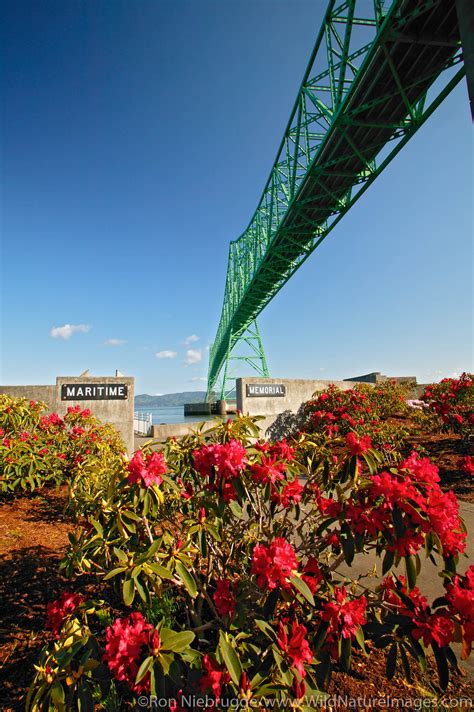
[340,529,355,566]
[229,500,243,518]
[175,560,197,598]
[386,643,397,680]
[135,655,154,684]
[160,629,195,653]
[135,576,149,604]
[147,538,162,558]
[231,477,246,501]
[158,652,173,675]
[382,549,395,576]
[263,588,280,618]
[255,619,276,640]
[405,555,416,591]
[355,626,367,656]
[290,576,314,606]
[90,518,103,537]
[122,577,135,606]
[433,643,449,690]
[312,621,329,657]
[204,522,221,541]
[51,681,66,707]
[103,567,127,581]
[219,632,242,686]
[198,529,207,557]
[146,563,174,579]
[340,636,352,672]
[113,547,127,564]
[77,683,94,712]
[399,644,412,683]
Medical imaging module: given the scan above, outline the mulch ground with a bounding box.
[0,435,473,711]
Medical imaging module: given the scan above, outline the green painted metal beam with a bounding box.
[207,0,465,399]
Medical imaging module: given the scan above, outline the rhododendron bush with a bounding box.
[301,381,417,459]
[421,373,474,437]
[0,395,125,496]
[27,414,472,711]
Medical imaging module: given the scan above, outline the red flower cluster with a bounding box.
[251,455,286,485]
[39,413,65,431]
[301,557,323,594]
[458,456,474,476]
[343,452,466,557]
[251,538,298,590]
[103,612,160,694]
[213,579,237,617]
[254,439,295,461]
[321,586,367,640]
[346,432,372,456]
[271,478,304,507]
[277,620,313,678]
[446,566,474,655]
[422,373,473,433]
[193,440,247,501]
[127,450,167,487]
[382,575,454,649]
[46,591,84,637]
[199,654,231,699]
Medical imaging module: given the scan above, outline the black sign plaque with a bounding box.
[246,383,286,398]
[61,384,128,400]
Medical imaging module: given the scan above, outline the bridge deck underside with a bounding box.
[209,0,461,390]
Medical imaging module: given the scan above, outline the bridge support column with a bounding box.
[216,320,270,401]
[456,0,474,118]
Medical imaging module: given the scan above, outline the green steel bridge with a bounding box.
[207,0,469,400]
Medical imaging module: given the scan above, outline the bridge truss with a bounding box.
[207,0,465,400]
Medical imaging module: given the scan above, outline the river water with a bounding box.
[134,405,216,425]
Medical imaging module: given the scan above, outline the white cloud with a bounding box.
[190,376,206,382]
[185,349,202,365]
[183,334,199,346]
[50,324,91,340]
[104,338,127,346]
[155,350,177,359]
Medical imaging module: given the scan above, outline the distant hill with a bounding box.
[135,392,207,408]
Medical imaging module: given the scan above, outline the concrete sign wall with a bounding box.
[237,377,368,439]
[0,375,134,454]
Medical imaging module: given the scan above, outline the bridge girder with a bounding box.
[207,0,465,398]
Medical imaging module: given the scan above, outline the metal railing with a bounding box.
[134,411,152,436]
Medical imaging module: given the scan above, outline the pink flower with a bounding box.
[412,610,454,648]
[251,455,286,485]
[193,440,246,501]
[321,587,367,639]
[271,478,303,507]
[46,592,84,637]
[301,557,323,594]
[277,620,313,678]
[269,439,295,461]
[251,538,298,590]
[346,432,372,456]
[127,450,167,487]
[458,456,474,476]
[103,613,157,694]
[199,655,230,699]
[193,440,247,480]
[400,452,440,486]
[213,580,236,617]
[427,489,466,557]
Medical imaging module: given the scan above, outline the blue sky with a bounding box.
[1,1,472,395]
